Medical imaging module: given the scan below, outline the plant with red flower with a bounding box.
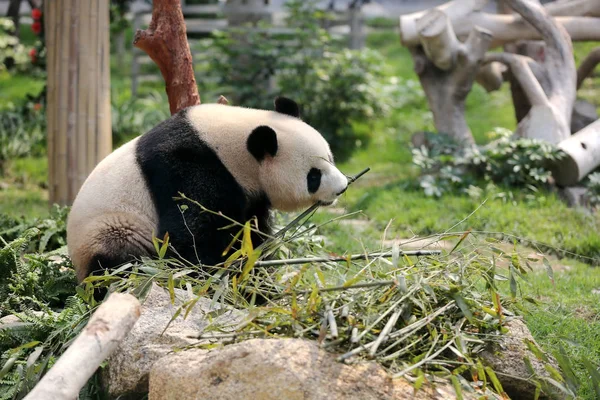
[31,21,42,35]
[29,48,37,63]
[31,8,42,20]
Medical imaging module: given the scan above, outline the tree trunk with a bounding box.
[399,2,600,49]
[407,5,492,144]
[45,0,112,206]
[23,294,141,400]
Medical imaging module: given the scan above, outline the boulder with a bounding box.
[481,318,561,399]
[103,283,245,397]
[149,338,489,400]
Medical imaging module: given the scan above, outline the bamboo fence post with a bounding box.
[45,0,112,206]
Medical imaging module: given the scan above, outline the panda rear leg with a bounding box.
[69,212,155,283]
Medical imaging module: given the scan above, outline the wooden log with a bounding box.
[410,6,492,144]
[45,0,112,206]
[133,0,200,114]
[475,61,506,92]
[545,0,600,17]
[24,293,141,400]
[577,46,600,89]
[482,0,576,144]
[400,8,600,49]
[555,119,600,185]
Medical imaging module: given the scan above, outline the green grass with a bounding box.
[0,71,45,110]
[520,265,600,400]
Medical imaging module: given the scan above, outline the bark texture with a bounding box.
[556,119,600,185]
[24,294,141,400]
[483,0,576,144]
[408,5,493,144]
[133,0,200,114]
[400,2,600,49]
[45,0,112,205]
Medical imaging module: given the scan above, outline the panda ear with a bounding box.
[274,96,300,118]
[247,125,278,162]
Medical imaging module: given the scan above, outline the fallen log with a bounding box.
[555,119,600,186]
[24,293,141,400]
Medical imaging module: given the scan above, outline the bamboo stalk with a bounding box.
[254,250,442,268]
[66,0,79,201]
[87,1,99,174]
[272,167,371,239]
[77,0,90,191]
[44,0,55,203]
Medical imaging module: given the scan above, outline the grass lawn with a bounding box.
[1,24,599,398]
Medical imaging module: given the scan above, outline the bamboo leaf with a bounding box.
[452,293,474,323]
[242,221,253,256]
[485,367,505,395]
[167,273,175,303]
[240,249,262,282]
[450,375,464,400]
[543,257,555,287]
[509,267,517,299]
[450,229,471,254]
[222,228,243,256]
[413,370,425,392]
[583,357,600,398]
[158,232,170,259]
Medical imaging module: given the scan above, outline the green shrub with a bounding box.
[586,172,600,207]
[210,0,389,161]
[412,128,565,197]
[111,91,170,146]
[0,205,68,254]
[0,103,46,174]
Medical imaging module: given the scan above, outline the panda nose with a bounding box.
[336,185,348,196]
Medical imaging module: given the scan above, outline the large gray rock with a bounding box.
[149,338,488,400]
[481,319,560,399]
[103,283,245,397]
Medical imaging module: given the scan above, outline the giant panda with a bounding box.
[67,97,349,282]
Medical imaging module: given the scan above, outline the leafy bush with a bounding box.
[413,128,565,197]
[210,0,389,160]
[0,19,32,73]
[111,91,170,146]
[585,172,600,207]
[0,205,68,254]
[0,103,46,174]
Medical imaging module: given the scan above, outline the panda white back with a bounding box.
[67,98,348,282]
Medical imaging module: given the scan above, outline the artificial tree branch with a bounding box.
[484,53,548,107]
[133,0,200,114]
[504,0,568,51]
[24,294,141,400]
[545,0,600,17]
[407,6,492,144]
[576,46,600,89]
[401,7,600,48]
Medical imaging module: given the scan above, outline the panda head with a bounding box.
[246,97,349,212]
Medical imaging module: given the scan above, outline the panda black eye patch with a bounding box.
[307,168,322,194]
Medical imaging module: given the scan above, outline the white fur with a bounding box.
[186,104,348,211]
[67,138,157,277]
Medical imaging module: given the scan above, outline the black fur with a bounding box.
[247,125,278,162]
[135,111,271,266]
[274,96,300,118]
